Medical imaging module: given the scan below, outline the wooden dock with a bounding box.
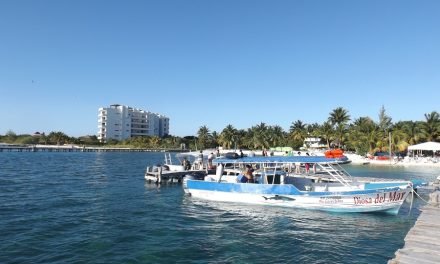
[0,145,183,153]
[389,188,440,264]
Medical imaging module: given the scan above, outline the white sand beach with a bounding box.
[346,153,440,168]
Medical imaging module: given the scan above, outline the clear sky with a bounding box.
[1,0,439,137]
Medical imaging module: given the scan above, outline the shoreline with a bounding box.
[0,144,185,153]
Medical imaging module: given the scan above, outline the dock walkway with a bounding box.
[389,189,440,264]
[0,145,182,153]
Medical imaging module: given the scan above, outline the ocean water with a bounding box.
[1,152,438,264]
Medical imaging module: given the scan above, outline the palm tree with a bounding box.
[38,133,48,145]
[219,124,238,149]
[328,107,350,148]
[389,129,408,153]
[47,131,70,145]
[334,123,349,148]
[211,131,219,147]
[350,117,379,154]
[352,117,375,133]
[250,122,270,149]
[289,120,307,148]
[317,121,333,149]
[366,129,381,153]
[422,111,440,141]
[197,125,211,150]
[396,121,424,145]
[328,107,350,125]
[238,129,251,149]
[306,123,320,136]
[267,125,286,147]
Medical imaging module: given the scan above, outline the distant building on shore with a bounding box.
[97,104,169,143]
[304,137,327,150]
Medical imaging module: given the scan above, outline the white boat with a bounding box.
[144,151,216,183]
[152,151,216,172]
[183,156,413,214]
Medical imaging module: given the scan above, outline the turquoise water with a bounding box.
[1,152,438,264]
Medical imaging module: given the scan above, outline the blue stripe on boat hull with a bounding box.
[186,180,403,196]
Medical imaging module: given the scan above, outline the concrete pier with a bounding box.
[389,188,440,264]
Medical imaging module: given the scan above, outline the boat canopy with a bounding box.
[213,156,343,164]
[176,150,215,160]
[408,141,440,151]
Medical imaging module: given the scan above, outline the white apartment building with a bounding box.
[97,104,169,142]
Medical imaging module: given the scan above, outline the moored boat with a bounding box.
[183,156,413,214]
[144,151,215,183]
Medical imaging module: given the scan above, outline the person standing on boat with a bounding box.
[305,163,310,174]
[244,164,254,183]
[197,150,204,169]
[239,149,244,158]
[182,157,191,170]
[295,162,301,174]
[208,152,215,169]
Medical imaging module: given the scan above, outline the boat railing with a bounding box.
[261,162,286,184]
[164,152,173,165]
[316,163,354,187]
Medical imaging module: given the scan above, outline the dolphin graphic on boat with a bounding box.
[262,195,296,201]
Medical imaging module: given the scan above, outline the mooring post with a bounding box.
[429,187,440,207]
[158,166,162,184]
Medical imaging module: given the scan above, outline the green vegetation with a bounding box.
[1,107,439,155]
[195,107,439,155]
[0,130,101,146]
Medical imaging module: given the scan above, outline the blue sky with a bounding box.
[1,0,439,137]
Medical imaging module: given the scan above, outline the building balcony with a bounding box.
[131,120,147,124]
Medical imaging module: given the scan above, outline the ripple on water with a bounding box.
[0,152,438,264]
